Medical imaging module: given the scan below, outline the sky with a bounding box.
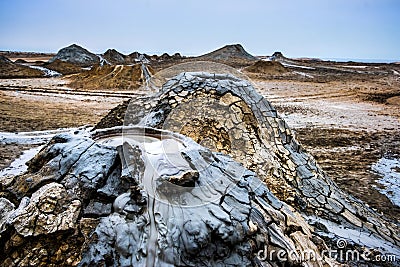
[0,0,399,60]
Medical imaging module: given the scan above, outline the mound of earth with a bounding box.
[270,51,287,61]
[102,49,126,65]
[126,51,140,62]
[13,59,27,64]
[0,55,44,78]
[244,60,289,75]
[44,59,82,75]
[200,44,256,61]
[49,44,99,67]
[68,64,154,90]
[154,52,183,61]
[197,44,257,67]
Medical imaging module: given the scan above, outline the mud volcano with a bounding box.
[0,71,399,266]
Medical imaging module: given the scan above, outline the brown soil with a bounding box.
[0,90,123,132]
[44,59,82,75]
[68,64,151,90]
[0,61,44,79]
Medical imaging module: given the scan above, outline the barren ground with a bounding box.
[253,78,400,221]
[0,77,128,169]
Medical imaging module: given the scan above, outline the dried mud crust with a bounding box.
[294,128,400,221]
[254,77,400,221]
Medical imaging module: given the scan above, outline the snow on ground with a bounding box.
[0,145,44,177]
[280,62,315,70]
[0,127,93,177]
[372,157,400,207]
[293,71,314,79]
[97,54,110,66]
[276,99,399,131]
[341,65,368,69]
[0,127,91,145]
[28,65,62,77]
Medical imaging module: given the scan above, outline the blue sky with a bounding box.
[0,0,399,60]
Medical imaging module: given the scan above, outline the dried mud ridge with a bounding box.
[0,73,399,266]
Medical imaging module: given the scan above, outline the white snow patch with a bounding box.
[293,71,314,78]
[261,57,272,61]
[97,54,110,66]
[28,65,61,77]
[281,62,315,70]
[0,146,44,177]
[341,65,368,69]
[137,54,150,64]
[371,157,400,207]
[392,69,400,75]
[0,127,91,145]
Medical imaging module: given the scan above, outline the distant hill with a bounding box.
[270,51,286,61]
[199,44,256,61]
[196,44,257,67]
[103,49,126,65]
[49,44,100,67]
[0,55,45,78]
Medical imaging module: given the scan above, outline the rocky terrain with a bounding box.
[0,44,399,266]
